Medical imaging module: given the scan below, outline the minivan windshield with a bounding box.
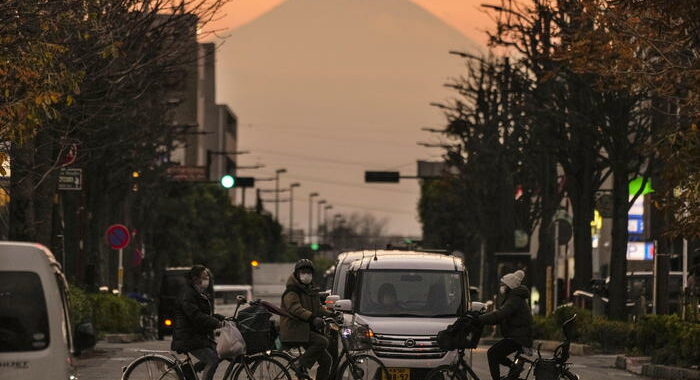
[358,270,464,317]
[0,272,50,352]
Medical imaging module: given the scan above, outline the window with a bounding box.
[357,270,464,317]
[0,272,50,352]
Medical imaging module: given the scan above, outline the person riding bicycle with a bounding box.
[171,265,225,380]
[478,270,533,380]
[280,259,336,380]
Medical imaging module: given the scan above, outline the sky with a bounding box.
[206,0,495,45]
[206,0,497,238]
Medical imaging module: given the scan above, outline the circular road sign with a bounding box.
[106,224,131,250]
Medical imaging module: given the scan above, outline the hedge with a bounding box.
[68,285,142,335]
[534,306,700,367]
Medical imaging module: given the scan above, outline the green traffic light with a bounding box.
[310,243,320,251]
[220,175,235,189]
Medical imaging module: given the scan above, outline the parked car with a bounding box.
[0,242,95,380]
[328,249,475,380]
[157,267,190,339]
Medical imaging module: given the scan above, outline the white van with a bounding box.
[213,284,253,317]
[330,250,474,380]
[0,242,94,380]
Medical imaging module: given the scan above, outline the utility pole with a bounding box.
[308,192,319,244]
[274,168,287,222]
[288,183,300,242]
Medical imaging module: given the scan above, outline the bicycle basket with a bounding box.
[534,359,559,380]
[342,324,373,351]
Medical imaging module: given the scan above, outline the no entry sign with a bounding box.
[106,224,130,250]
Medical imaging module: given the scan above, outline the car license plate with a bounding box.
[383,368,410,380]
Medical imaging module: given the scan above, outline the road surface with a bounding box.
[76,338,645,380]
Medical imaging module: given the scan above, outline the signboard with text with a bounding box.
[166,166,207,182]
[58,168,82,191]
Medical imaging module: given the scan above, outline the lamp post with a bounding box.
[308,192,319,244]
[323,205,333,243]
[288,183,300,242]
[274,168,287,222]
[316,200,327,244]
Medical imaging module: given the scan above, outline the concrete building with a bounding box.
[169,41,238,187]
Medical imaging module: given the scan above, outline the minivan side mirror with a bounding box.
[334,299,353,312]
[469,301,487,312]
[325,295,340,307]
[73,321,96,356]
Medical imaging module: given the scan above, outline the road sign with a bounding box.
[106,224,130,250]
[60,143,78,167]
[58,168,82,191]
[166,166,207,182]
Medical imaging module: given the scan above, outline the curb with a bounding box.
[533,340,593,356]
[615,355,700,379]
[103,334,143,343]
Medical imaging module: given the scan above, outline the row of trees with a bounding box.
[420,0,699,319]
[1,0,288,293]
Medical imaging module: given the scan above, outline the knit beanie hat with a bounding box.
[501,270,525,289]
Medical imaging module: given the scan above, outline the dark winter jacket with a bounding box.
[279,274,332,343]
[171,284,220,353]
[479,285,533,347]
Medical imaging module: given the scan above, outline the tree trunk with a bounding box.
[608,165,630,320]
[569,158,595,292]
[535,155,558,315]
[9,139,37,241]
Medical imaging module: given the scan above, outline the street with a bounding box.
[76,338,645,380]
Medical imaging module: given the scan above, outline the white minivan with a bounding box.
[0,242,95,380]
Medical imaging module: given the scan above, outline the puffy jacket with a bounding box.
[479,285,533,347]
[279,274,332,343]
[171,284,220,352]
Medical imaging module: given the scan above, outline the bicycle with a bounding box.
[425,314,579,380]
[266,315,390,380]
[121,296,291,380]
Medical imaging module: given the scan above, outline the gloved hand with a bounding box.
[312,317,324,330]
[214,313,226,321]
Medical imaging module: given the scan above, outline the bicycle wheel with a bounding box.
[560,369,579,380]
[230,356,292,380]
[337,354,389,380]
[424,365,469,380]
[122,354,184,380]
[264,351,296,372]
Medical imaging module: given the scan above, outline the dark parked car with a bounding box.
[157,267,190,339]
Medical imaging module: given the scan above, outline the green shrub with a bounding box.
[582,318,634,353]
[68,286,142,335]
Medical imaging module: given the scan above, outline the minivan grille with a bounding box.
[372,334,446,360]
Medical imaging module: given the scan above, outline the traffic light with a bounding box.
[220,175,235,189]
[236,177,255,188]
[310,243,320,251]
[365,171,400,183]
[309,243,332,251]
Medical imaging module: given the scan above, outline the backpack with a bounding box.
[236,303,275,354]
[436,314,482,350]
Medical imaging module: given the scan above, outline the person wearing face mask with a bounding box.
[171,265,225,380]
[478,270,533,380]
[280,259,335,380]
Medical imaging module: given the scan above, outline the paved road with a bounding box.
[76,338,645,380]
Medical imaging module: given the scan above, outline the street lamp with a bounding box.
[274,168,287,222]
[308,192,319,244]
[323,205,333,243]
[288,183,301,242]
[316,200,327,244]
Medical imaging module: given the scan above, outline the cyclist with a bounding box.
[280,259,335,380]
[478,270,533,380]
[171,265,225,380]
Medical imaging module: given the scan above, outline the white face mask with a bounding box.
[200,279,210,290]
[299,273,313,285]
[499,285,508,295]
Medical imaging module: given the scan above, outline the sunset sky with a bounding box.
[207,0,495,45]
[206,1,498,237]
